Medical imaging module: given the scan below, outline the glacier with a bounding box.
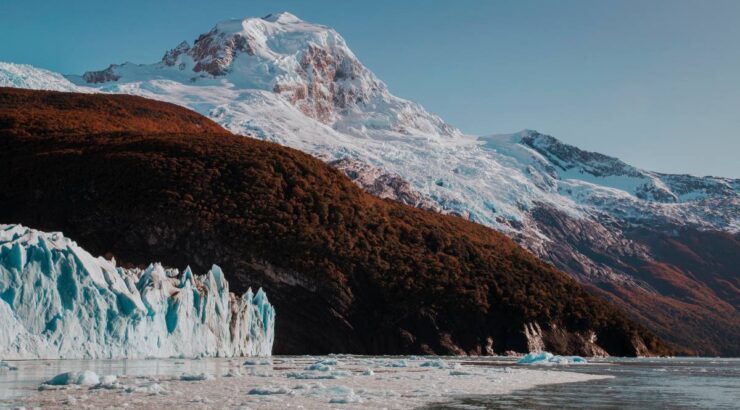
[0,224,275,359]
[517,352,588,365]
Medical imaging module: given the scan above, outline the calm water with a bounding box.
[428,357,740,409]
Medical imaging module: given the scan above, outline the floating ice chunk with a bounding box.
[189,396,212,404]
[380,359,408,368]
[305,363,332,371]
[91,375,120,390]
[321,386,363,404]
[315,358,338,365]
[224,368,243,377]
[517,352,588,365]
[329,391,363,403]
[305,359,336,371]
[362,368,374,376]
[43,371,99,386]
[247,386,290,395]
[180,373,215,381]
[292,383,317,390]
[44,372,80,386]
[125,382,167,395]
[0,361,18,371]
[76,370,101,386]
[246,367,273,377]
[287,371,346,380]
[419,359,447,368]
[243,359,272,366]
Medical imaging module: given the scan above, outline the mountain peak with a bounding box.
[262,11,302,24]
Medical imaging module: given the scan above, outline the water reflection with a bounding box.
[427,357,740,409]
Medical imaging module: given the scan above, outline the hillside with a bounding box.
[0,87,671,356]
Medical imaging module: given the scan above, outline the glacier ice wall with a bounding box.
[0,224,275,359]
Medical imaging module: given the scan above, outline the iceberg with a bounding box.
[517,352,588,365]
[44,371,101,386]
[0,224,275,359]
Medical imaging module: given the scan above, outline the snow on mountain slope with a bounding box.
[516,131,738,203]
[58,12,737,238]
[0,63,91,93]
[0,224,275,359]
[479,131,739,231]
[2,14,735,237]
[72,12,458,141]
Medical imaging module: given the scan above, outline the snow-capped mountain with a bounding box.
[0,63,92,92]
[0,224,275,359]
[0,12,737,354]
[59,13,737,234]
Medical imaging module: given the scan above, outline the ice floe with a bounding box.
[517,352,588,365]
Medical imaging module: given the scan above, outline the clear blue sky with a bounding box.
[2,0,739,177]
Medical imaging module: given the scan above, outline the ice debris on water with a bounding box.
[248,386,290,395]
[43,371,100,386]
[243,359,272,366]
[419,359,447,368]
[91,375,121,390]
[517,352,588,365]
[323,386,363,404]
[0,361,18,371]
[0,224,275,359]
[287,371,348,380]
[224,368,243,377]
[125,382,167,395]
[329,390,363,404]
[371,359,408,368]
[305,359,338,372]
[179,373,215,381]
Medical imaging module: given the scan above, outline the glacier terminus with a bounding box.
[0,224,275,359]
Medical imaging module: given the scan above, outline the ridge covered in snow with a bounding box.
[0,63,91,93]
[516,130,738,203]
[0,11,736,270]
[72,12,458,141]
[0,224,275,359]
[29,12,730,237]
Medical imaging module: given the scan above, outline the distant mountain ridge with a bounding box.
[0,11,737,354]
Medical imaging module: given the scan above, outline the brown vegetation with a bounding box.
[0,88,671,355]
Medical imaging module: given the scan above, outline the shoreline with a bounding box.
[1,356,610,409]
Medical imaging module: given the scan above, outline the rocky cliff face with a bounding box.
[0,88,671,357]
